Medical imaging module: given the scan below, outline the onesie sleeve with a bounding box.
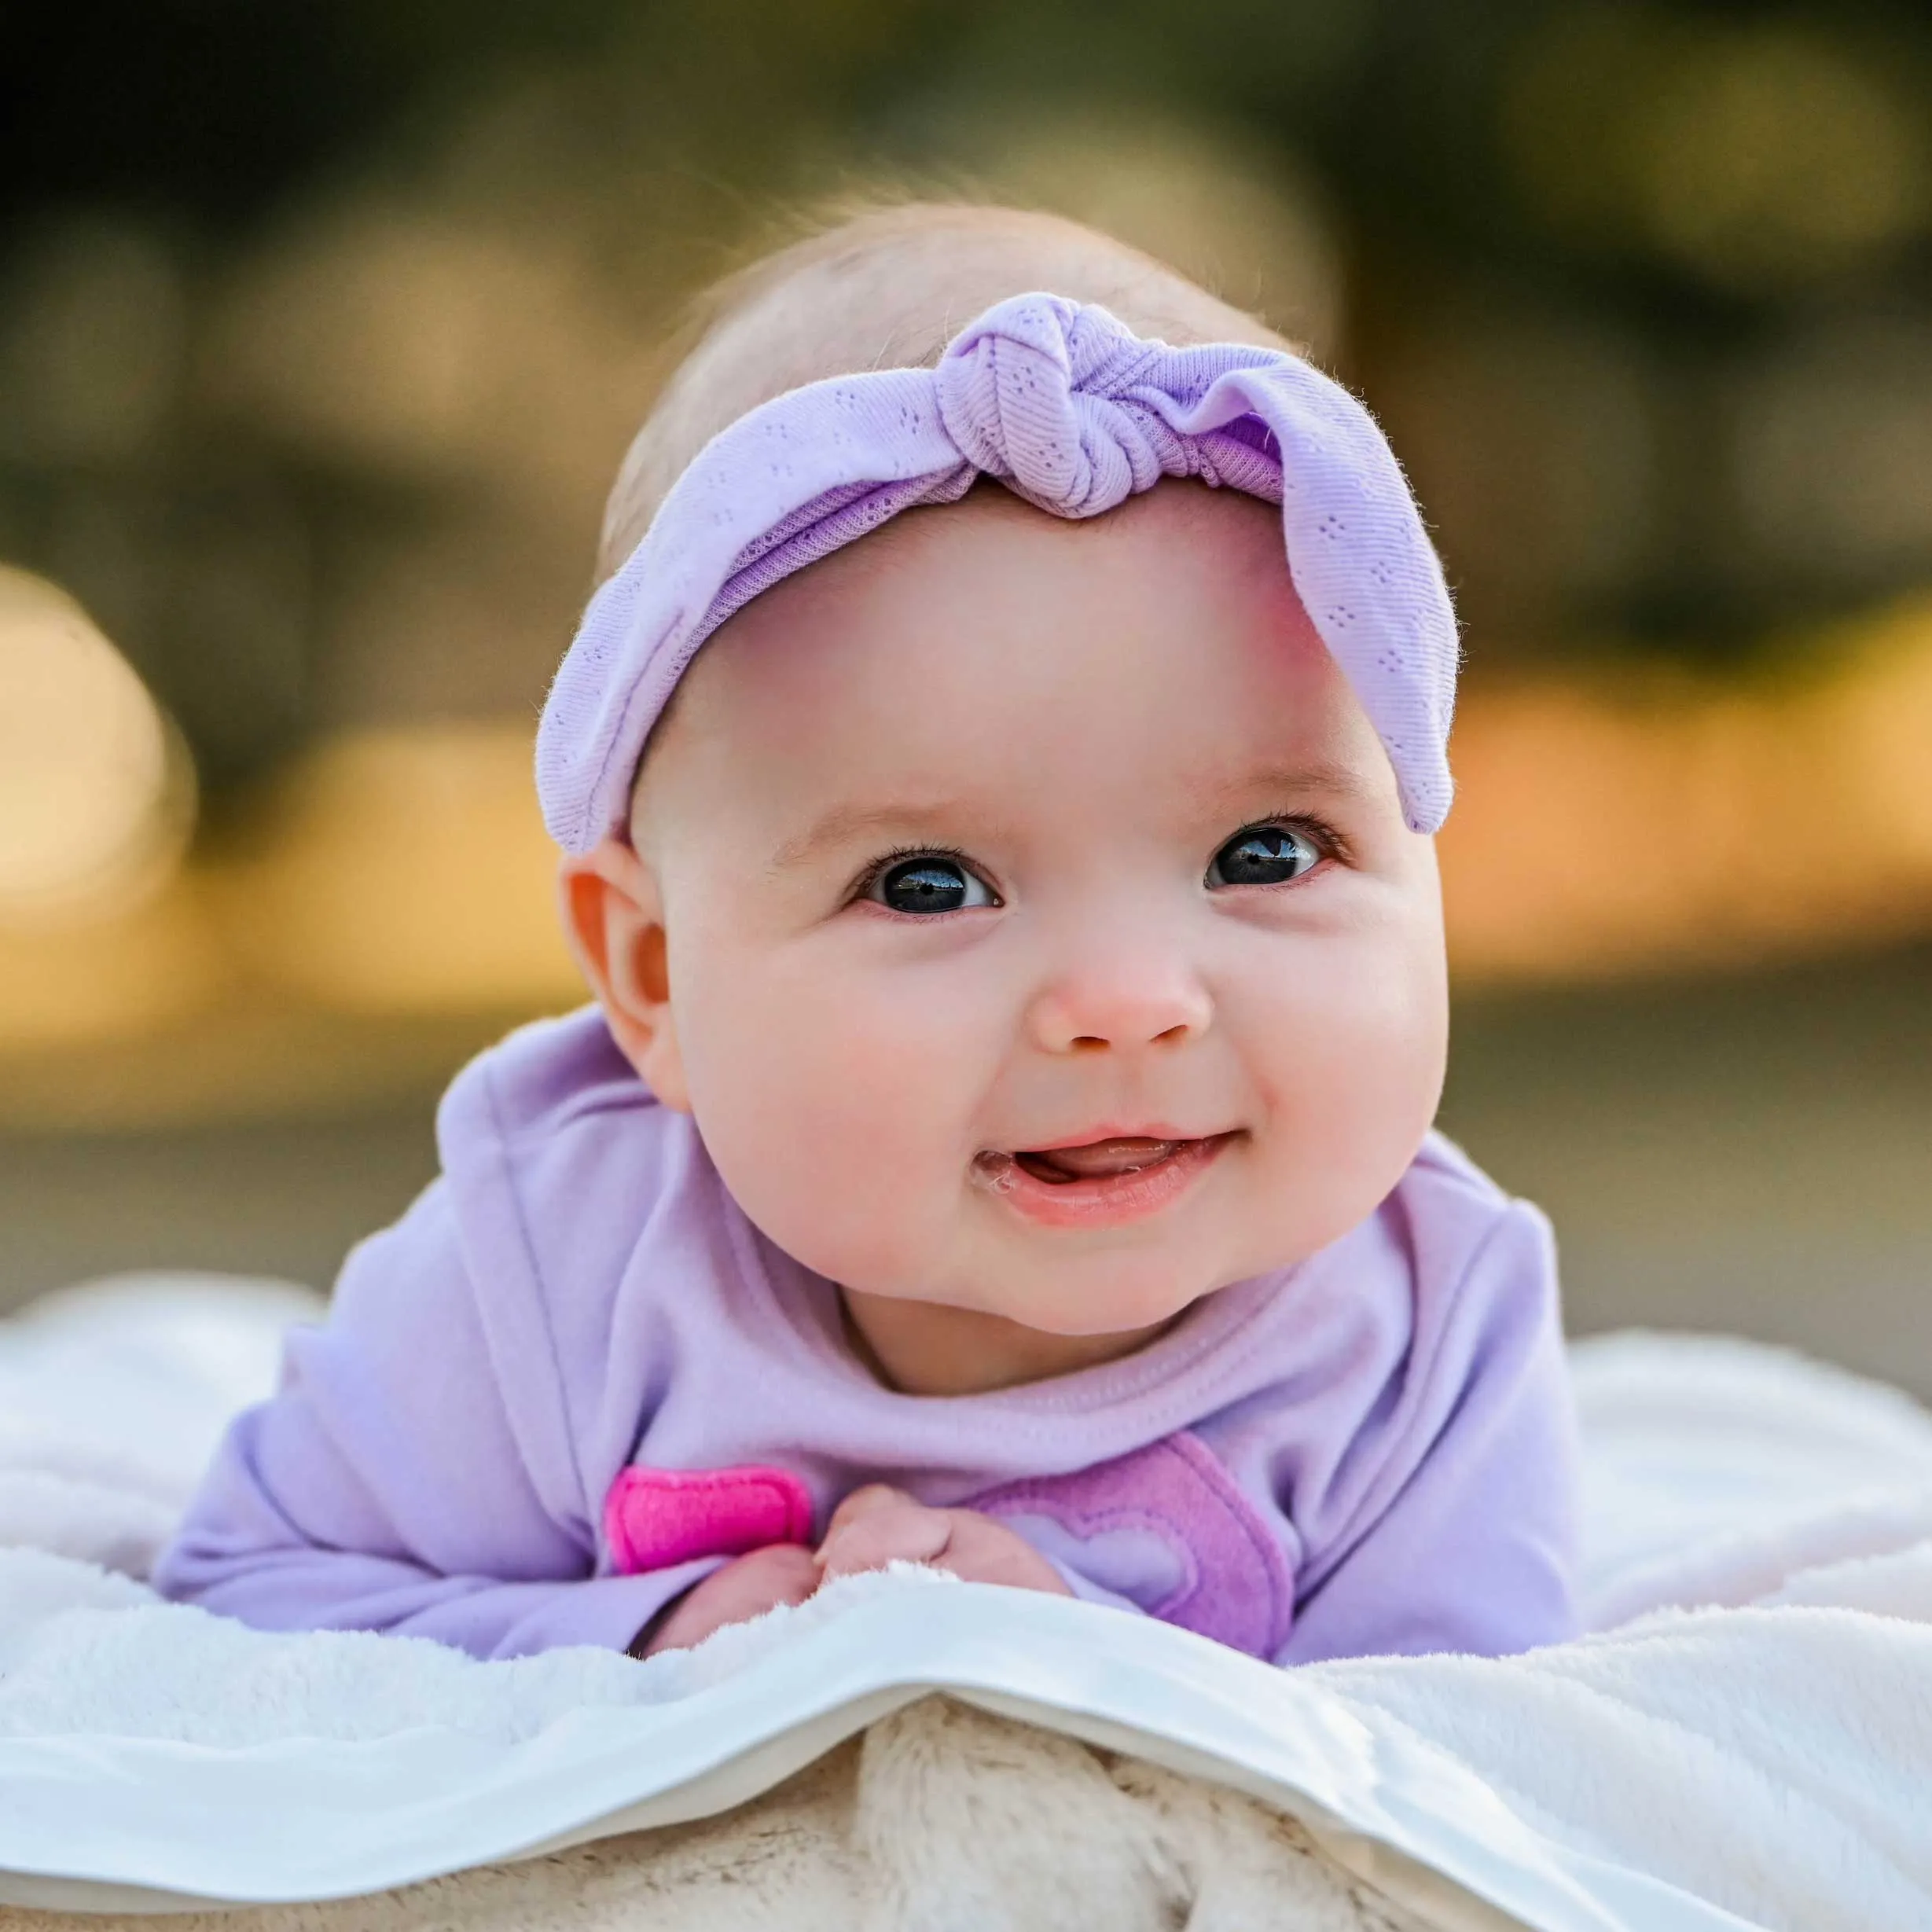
[150,1179,714,1661]
[1276,1199,1580,1665]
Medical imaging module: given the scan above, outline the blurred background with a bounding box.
[2,0,1929,1387]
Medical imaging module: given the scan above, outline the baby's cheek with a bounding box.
[687,959,984,1285]
[1237,934,1445,1243]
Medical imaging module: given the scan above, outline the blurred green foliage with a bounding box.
[3,0,1930,791]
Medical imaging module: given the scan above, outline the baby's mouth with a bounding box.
[971,1132,1234,1225]
[975,1133,1234,1189]
[1007,1137,1189,1185]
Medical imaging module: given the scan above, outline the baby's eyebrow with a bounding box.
[1193,758,1382,810]
[767,801,964,873]
[770,762,1379,872]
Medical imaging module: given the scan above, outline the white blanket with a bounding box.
[2,1275,1931,1930]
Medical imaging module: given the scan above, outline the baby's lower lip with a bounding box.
[973,1133,1236,1230]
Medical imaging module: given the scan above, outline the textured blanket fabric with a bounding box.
[0,1702,1432,1932]
[4,1276,1932,1931]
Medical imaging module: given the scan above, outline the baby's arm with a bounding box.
[1278,1200,1579,1665]
[152,1182,701,1660]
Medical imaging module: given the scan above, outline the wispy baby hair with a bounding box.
[598,200,1295,581]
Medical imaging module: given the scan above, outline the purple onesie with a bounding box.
[155,1008,1580,1665]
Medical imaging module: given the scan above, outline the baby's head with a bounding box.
[554,205,1452,1374]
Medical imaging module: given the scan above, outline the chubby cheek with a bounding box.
[1236,920,1448,1259]
[672,931,997,1291]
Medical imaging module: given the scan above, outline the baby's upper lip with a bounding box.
[1006,1123,1214,1153]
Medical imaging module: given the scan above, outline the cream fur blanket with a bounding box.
[3,1276,1932,1931]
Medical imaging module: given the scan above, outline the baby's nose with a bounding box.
[1024,957,1213,1055]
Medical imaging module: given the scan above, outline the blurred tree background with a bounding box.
[8,0,1932,784]
[2,0,1930,1383]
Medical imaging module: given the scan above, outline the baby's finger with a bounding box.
[932,1511,1071,1595]
[815,1499,953,1580]
[637,1542,821,1656]
[821,1482,917,1539]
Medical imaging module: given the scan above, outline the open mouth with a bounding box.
[973,1132,1236,1228]
[1010,1137,1195,1185]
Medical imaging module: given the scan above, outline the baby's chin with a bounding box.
[913,1253,1257,1341]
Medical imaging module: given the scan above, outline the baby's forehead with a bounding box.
[684,480,1298,695]
[641,481,1394,837]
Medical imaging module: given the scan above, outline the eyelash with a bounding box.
[1236,809,1353,872]
[847,813,1351,907]
[1213,807,1352,884]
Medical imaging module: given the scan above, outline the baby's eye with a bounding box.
[1206,824,1324,889]
[865,854,999,916]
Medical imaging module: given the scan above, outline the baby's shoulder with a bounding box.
[1387,1129,1556,1312]
[439,1006,683,1170]
[432,1008,711,1302]
[442,1005,656,1141]
[1399,1126,1511,1213]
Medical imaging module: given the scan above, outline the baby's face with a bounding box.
[629,482,1448,1341]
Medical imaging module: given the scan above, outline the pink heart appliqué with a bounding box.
[604,1464,816,1575]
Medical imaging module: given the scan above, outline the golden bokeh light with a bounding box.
[0,889,226,1055]
[1442,596,1932,979]
[0,566,195,927]
[216,721,580,1015]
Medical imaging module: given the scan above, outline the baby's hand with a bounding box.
[632,1542,821,1657]
[814,1484,1071,1596]
[631,1483,1068,1659]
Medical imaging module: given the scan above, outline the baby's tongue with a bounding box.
[1019,1137,1181,1181]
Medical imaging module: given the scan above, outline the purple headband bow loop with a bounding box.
[538,293,1458,851]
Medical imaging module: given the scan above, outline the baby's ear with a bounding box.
[557,839,691,1111]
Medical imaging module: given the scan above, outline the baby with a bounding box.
[155,204,1578,1666]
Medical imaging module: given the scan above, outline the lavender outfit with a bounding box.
[155,1011,1579,1664]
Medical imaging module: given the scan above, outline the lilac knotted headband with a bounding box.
[538,293,1458,850]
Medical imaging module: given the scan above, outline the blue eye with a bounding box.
[867,854,999,916]
[1207,825,1322,888]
